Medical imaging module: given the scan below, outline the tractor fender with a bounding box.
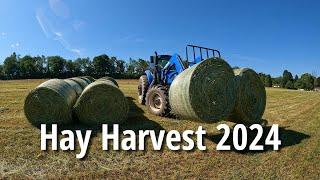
[144,70,153,84]
[166,71,178,85]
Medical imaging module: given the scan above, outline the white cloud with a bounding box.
[35,7,82,57]
[53,32,82,57]
[11,43,20,48]
[1,32,6,36]
[54,32,62,37]
[49,0,70,19]
[71,49,81,56]
[36,10,51,38]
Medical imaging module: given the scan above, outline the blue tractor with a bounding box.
[138,45,221,116]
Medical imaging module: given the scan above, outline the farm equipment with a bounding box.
[138,45,221,116]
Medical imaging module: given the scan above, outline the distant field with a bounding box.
[0,79,319,179]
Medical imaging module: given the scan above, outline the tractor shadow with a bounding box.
[205,122,310,154]
[111,97,165,152]
[120,97,164,134]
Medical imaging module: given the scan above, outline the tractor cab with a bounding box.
[146,53,185,86]
[149,55,171,69]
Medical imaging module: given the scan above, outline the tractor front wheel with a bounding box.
[146,85,170,116]
[138,75,148,105]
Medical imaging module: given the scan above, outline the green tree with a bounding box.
[109,56,117,74]
[72,59,82,76]
[294,75,299,82]
[272,76,282,87]
[258,73,273,87]
[0,65,4,78]
[295,73,314,90]
[294,79,303,89]
[3,52,20,78]
[20,55,37,77]
[126,58,136,74]
[301,73,314,90]
[265,75,272,87]
[258,73,266,86]
[47,56,66,76]
[19,55,46,78]
[65,60,75,77]
[281,70,293,88]
[33,55,46,75]
[285,81,294,89]
[93,54,112,76]
[74,57,93,75]
[115,59,126,73]
[135,58,149,75]
[314,77,320,88]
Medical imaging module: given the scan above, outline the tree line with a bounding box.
[0,52,149,80]
[259,70,320,91]
[0,52,319,91]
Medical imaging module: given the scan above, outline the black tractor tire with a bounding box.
[146,85,171,116]
[138,75,148,105]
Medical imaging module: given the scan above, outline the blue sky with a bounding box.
[0,0,319,76]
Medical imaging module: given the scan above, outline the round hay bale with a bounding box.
[96,79,116,87]
[73,79,128,126]
[228,68,266,125]
[69,77,89,89]
[169,58,236,122]
[97,77,118,87]
[64,79,83,96]
[24,79,77,126]
[82,76,95,82]
[79,77,91,84]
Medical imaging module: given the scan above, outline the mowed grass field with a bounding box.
[0,79,319,179]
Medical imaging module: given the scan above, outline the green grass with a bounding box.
[0,80,319,179]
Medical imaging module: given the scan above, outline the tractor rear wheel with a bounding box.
[146,85,170,116]
[138,75,148,105]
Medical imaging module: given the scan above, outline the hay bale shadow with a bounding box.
[32,96,165,156]
[33,97,164,136]
[205,123,310,154]
[35,121,102,138]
